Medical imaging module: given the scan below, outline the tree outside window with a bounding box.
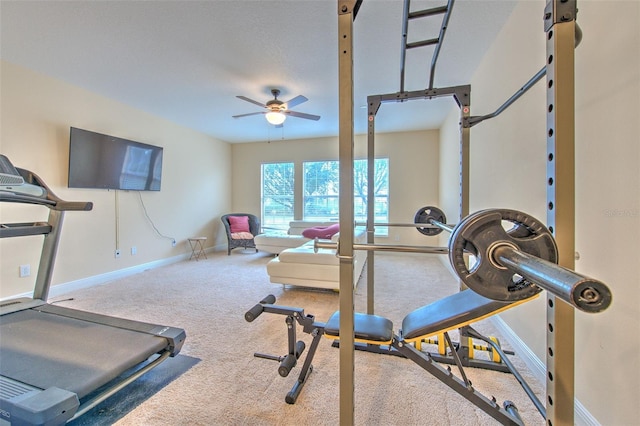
[303,159,389,234]
[353,158,389,225]
[261,162,294,231]
[303,161,339,220]
[261,159,389,234]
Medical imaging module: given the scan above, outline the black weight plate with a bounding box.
[448,209,557,302]
[414,206,447,236]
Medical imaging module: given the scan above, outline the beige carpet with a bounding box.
[56,250,545,425]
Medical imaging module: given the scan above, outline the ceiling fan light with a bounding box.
[265,111,286,125]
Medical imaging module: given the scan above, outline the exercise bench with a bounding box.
[246,289,544,426]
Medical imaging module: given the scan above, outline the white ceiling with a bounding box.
[1,1,517,143]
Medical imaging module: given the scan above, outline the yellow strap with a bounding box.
[490,336,502,363]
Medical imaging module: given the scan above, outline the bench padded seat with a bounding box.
[401,289,513,341]
[323,289,531,345]
[325,311,394,343]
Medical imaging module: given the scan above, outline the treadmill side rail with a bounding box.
[151,325,187,356]
[34,304,187,357]
[0,378,79,426]
[0,298,47,316]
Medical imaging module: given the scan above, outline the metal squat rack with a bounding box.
[335,1,601,425]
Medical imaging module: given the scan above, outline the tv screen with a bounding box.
[68,127,163,191]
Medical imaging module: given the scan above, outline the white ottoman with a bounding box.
[266,243,342,290]
[255,233,310,254]
[266,232,366,291]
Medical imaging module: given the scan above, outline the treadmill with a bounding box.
[0,155,186,425]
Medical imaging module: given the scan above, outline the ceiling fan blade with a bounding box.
[232,111,266,119]
[284,110,321,121]
[236,95,266,108]
[283,95,308,110]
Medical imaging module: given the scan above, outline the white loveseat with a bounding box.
[265,223,367,291]
[255,220,334,254]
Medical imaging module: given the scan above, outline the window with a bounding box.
[261,162,294,231]
[303,160,339,221]
[303,159,389,233]
[261,159,389,234]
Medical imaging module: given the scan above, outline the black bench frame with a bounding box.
[246,293,546,426]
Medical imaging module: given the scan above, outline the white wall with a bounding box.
[2,1,637,420]
[0,60,232,299]
[231,130,440,246]
[439,1,640,424]
[439,105,463,238]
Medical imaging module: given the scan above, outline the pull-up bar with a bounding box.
[399,0,455,92]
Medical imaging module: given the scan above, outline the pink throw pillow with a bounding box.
[228,215,250,233]
[302,223,340,239]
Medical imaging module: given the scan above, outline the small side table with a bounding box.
[188,237,207,261]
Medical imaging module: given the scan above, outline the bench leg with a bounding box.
[285,328,323,404]
[393,339,524,425]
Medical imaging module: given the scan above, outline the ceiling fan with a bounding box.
[233,89,321,126]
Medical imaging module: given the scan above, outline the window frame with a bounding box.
[302,158,389,234]
[260,162,295,232]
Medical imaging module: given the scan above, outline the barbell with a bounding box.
[316,207,612,313]
[414,206,448,236]
[354,206,450,236]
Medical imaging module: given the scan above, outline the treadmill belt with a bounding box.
[0,309,167,399]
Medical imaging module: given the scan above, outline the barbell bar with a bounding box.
[492,246,610,313]
[315,240,449,255]
[354,206,452,236]
[441,208,611,313]
[355,222,447,229]
[315,207,612,313]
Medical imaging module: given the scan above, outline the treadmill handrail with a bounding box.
[0,158,92,301]
[15,167,93,211]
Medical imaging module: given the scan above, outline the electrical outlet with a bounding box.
[19,264,30,278]
[115,249,121,258]
[172,239,176,247]
[131,246,137,255]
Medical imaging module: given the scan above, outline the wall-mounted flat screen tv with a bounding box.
[68,127,163,191]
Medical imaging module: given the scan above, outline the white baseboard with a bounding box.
[2,253,190,302]
[213,244,227,252]
[2,246,236,303]
[490,315,600,426]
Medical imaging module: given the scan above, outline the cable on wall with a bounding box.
[115,190,120,252]
[136,191,175,243]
